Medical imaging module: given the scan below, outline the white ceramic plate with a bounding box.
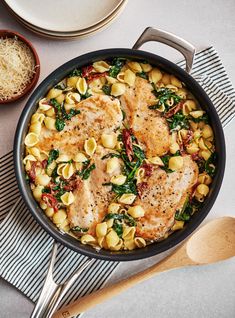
[6,0,127,39]
[4,0,123,32]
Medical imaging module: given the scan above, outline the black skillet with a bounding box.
[14,27,226,262]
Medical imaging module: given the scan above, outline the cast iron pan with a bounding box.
[14,27,226,261]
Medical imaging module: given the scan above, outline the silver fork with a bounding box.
[30,241,94,318]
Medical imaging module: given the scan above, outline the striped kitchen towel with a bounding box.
[0,46,235,315]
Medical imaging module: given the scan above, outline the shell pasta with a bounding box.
[23,57,216,251]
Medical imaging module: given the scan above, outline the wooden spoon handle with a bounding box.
[53,246,190,318]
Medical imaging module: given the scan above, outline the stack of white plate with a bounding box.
[4,0,127,39]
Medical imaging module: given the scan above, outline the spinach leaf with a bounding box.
[205,153,216,177]
[160,151,181,173]
[111,180,138,195]
[105,213,136,226]
[42,187,50,193]
[189,113,209,123]
[55,118,65,131]
[54,82,66,90]
[25,174,30,184]
[149,87,182,112]
[166,111,189,131]
[175,198,201,221]
[68,69,82,78]
[102,84,111,95]
[77,160,96,180]
[47,149,59,167]
[51,98,80,131]
[109,58,126,78]
[71,226,88,233]
[161,155,174,173]
[61,107,80,120]
[136,71,148,80]
[54,188,66,202]
[121,109,126,120]
[113,222,123,237]
[101,153,121,160]
[81,91,92,100]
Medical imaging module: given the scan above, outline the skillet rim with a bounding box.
[14,48,226,261]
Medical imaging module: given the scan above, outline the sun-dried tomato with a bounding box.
[82,65,94,78]
[137,182,148,198]
[42,193,58,212]
[141,163,154,177]
[87,72,107,82]
[191,152,200,161]
[41,159,48,169]
[28,162,37,182]
[122,129,133,161]
[165,101,184,118]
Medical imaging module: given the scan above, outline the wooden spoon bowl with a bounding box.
[0,30,40,104]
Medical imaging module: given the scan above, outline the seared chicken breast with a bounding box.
[121,77,170,157]
[38,94,122,157]
[136,155,198,240]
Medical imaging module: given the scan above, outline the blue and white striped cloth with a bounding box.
[0,46,235,315]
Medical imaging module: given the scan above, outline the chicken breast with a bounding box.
[135,155,198,240]
[120,77,170,157]
[37,94,123,157]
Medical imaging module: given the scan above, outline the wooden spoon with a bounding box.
[53,217,235,318]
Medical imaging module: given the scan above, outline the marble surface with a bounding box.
[0,0,235,317]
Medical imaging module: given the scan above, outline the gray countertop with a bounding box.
[0,0,235,317]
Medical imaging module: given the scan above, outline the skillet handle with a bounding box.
[132,27,196,74]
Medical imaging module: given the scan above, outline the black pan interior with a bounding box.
[14,49,226,261]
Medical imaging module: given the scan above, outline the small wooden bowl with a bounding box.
[0,30,40,104]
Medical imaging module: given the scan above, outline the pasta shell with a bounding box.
[81,234,97,246]
[61,191,75,206]
[31,113,45,124]
[47,88,63,99]
[74,152,87,163]
[44,117,56,130]
[23,155,37,165]
[168,156,183,170]
[84,137,97,156]
[127,61,142,73]
[111,83,126,97]
[110,174,126,185]
[39,98,52,111]
[171,220,184,231]
[76,77,88,95]
[29,122,41,135]
[62,163,74,179]
[170,75,182,88]
[128,205,145,218]
[124,69,136,87]
[106,157,120,174]
[35,174,51,186]
[147,156,164,166]
[140,63,152,72]
[134,237,146,248]
[106,229,119,248]
[56,154,71,163]
[96,222,108,238]
[53,209,67,225]
[122,226,136,241]
[24,133,39,147]
[124,239,136,250]
[149,68,162,83]
[118,193,136,205]
[108,203,121,214]
[93,61,110,73]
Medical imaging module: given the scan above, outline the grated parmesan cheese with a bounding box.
[0,37,36,101]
